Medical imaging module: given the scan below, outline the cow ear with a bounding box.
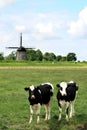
[56,84,60,88]
[24,87,29,91]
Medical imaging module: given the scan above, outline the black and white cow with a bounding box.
[24,83,54,124]
[56,81,78,121]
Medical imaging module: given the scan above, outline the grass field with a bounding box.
[0,65,87,130]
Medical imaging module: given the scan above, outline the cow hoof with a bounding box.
[58,118,61,121]
[37,121,39,124]
[66,118,69,121]
[29,121,31,124]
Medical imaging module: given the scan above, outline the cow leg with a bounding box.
[29,105,33,124]
[45,105,48,120]
[45,103,51,120]
[47,98,52,120]
[69,101,75,118]
[47,102,51,120]
[65,102,69,121]
[72,101,75,115]
[48,106,51,120]
[36,103,41,123]
[58,106,62,121]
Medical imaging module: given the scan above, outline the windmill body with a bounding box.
[16,46,27,60]
[7,33,34,60]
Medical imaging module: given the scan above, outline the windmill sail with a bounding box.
[20,33,22,47]
[7,33,35,49]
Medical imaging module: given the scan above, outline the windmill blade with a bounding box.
[25,47,35,49]
[6,47,35,49]
[20,33,22,47]
[6,47,18,49]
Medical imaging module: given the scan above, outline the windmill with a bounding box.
[7,33,35,60]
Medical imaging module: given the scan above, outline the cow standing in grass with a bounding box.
[24,83,54,124]
[56,81,78,121]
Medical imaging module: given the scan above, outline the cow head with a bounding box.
[57,82,67,96]
[24,85,36,99]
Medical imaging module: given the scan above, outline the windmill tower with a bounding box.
[7,33,35,60]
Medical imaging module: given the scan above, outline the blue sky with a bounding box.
[0,0,87,61]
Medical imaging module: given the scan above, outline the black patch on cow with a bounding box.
[38,84,53,104]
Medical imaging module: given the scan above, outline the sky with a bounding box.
[1,0,87,61]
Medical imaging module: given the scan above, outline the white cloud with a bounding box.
[0,34,11,43]
[32,12,68,40]
[32,32,61,41]
[38,13,46,19]
[68,7,87,37]
[36,22,53,33]
[0,0,15,8]
[33,21,62,40]
[15,25,26,32]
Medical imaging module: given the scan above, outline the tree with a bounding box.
[27,50,36,61]
[43,52,56,61]
[61,56,67,61]
[49,53,56,61]
[43,52,49,61]
[0,53,4,61]
[36,49,43,61]
[67,53,77,61]
[5,51,16,61]
[56,55,62,61]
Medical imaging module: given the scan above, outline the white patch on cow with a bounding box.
[30,85,35,91]
[38,89,41,94]
[50,83,54,91]
[60,100,66,106]
[68,80,74,83]
[60,82,67,96]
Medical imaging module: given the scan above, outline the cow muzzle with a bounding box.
[31,95,35,99]
[62,94,67,96]
[60,91,67,96]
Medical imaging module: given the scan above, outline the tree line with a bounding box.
[0,49,77,62]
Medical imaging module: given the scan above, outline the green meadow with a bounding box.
[0,63,87,130]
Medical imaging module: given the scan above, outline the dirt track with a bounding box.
[0,66,87,70]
